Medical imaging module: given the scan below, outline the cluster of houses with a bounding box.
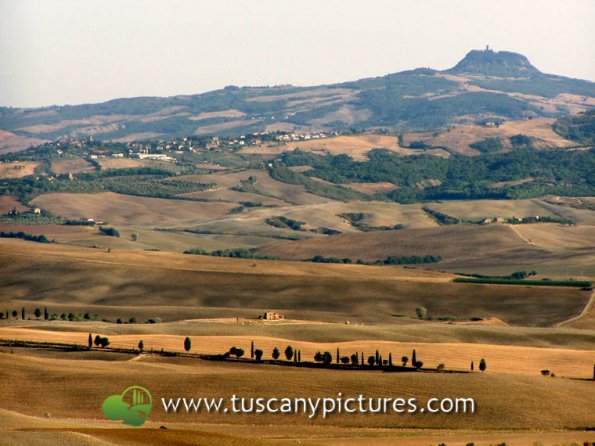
[276,131,337,142]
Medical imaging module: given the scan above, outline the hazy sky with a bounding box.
[1,0,594,108]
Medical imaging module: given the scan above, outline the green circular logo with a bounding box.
[102,386,152,426]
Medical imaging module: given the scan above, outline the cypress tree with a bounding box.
[250,340,254,359]
[88,333,93,349]
[44,307,49,320]
[389,353,393,367]
[336,347,340,364]
[21,307,25,320]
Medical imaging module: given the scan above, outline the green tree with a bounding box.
[402,355,408,367]
[336,347,340,364]
[272,347,280,360]
[230,346,244,358]
[322,351,332,365]
[388,353,393,367]
[314,351,323,362]
[131,232,138,241]
[44,307,49,320]
[184,336,191,352]
[479,358,487,373]
[416,306,427,320]
[88,333,93,349]
[250,340,254,359]
[367,355,375,366]
[285,345,294,361]
[21,307,25,320]
[34,308,42,319]
[138,340,144,353]
[84,312,90,320]
[12,310,17,318]
[471,360,474,371]
[254,349,263,361]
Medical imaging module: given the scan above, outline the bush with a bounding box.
[229,346,244,358]
[284,345,294,361]
[254,349,263,361]
[98,226,120,238]
[93,335,110,348]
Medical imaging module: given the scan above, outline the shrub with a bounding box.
[98,226,120,238]
[340,356,351,364]
[254,349,263,361]
[415,306,427,320]
[94,335,110,348]
[229,346,244,358]
[284,345,294,361]
[184,337,191,352]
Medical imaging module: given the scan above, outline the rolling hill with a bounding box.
[0,48,593,152]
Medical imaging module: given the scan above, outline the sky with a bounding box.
[0,0,594,108]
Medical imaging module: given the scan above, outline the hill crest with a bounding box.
[448,48,540,76]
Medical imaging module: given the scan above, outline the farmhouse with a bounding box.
[263,311,285,321]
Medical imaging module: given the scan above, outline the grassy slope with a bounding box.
[1,352,594,431]
[0,239,590,327]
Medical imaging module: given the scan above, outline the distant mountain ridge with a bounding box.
[0,48,593,152]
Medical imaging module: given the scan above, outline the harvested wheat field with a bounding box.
[0,239,591,327]
[1,351,594,437]
[242,134,428,160]
[403,118,576,155]
[51,158,95,175]
[0,196,28,214]
[259,223,595,276]
[2,327,594,378]
[96,157,147,170]
[30,192,237,228]
[0,161,39,178]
